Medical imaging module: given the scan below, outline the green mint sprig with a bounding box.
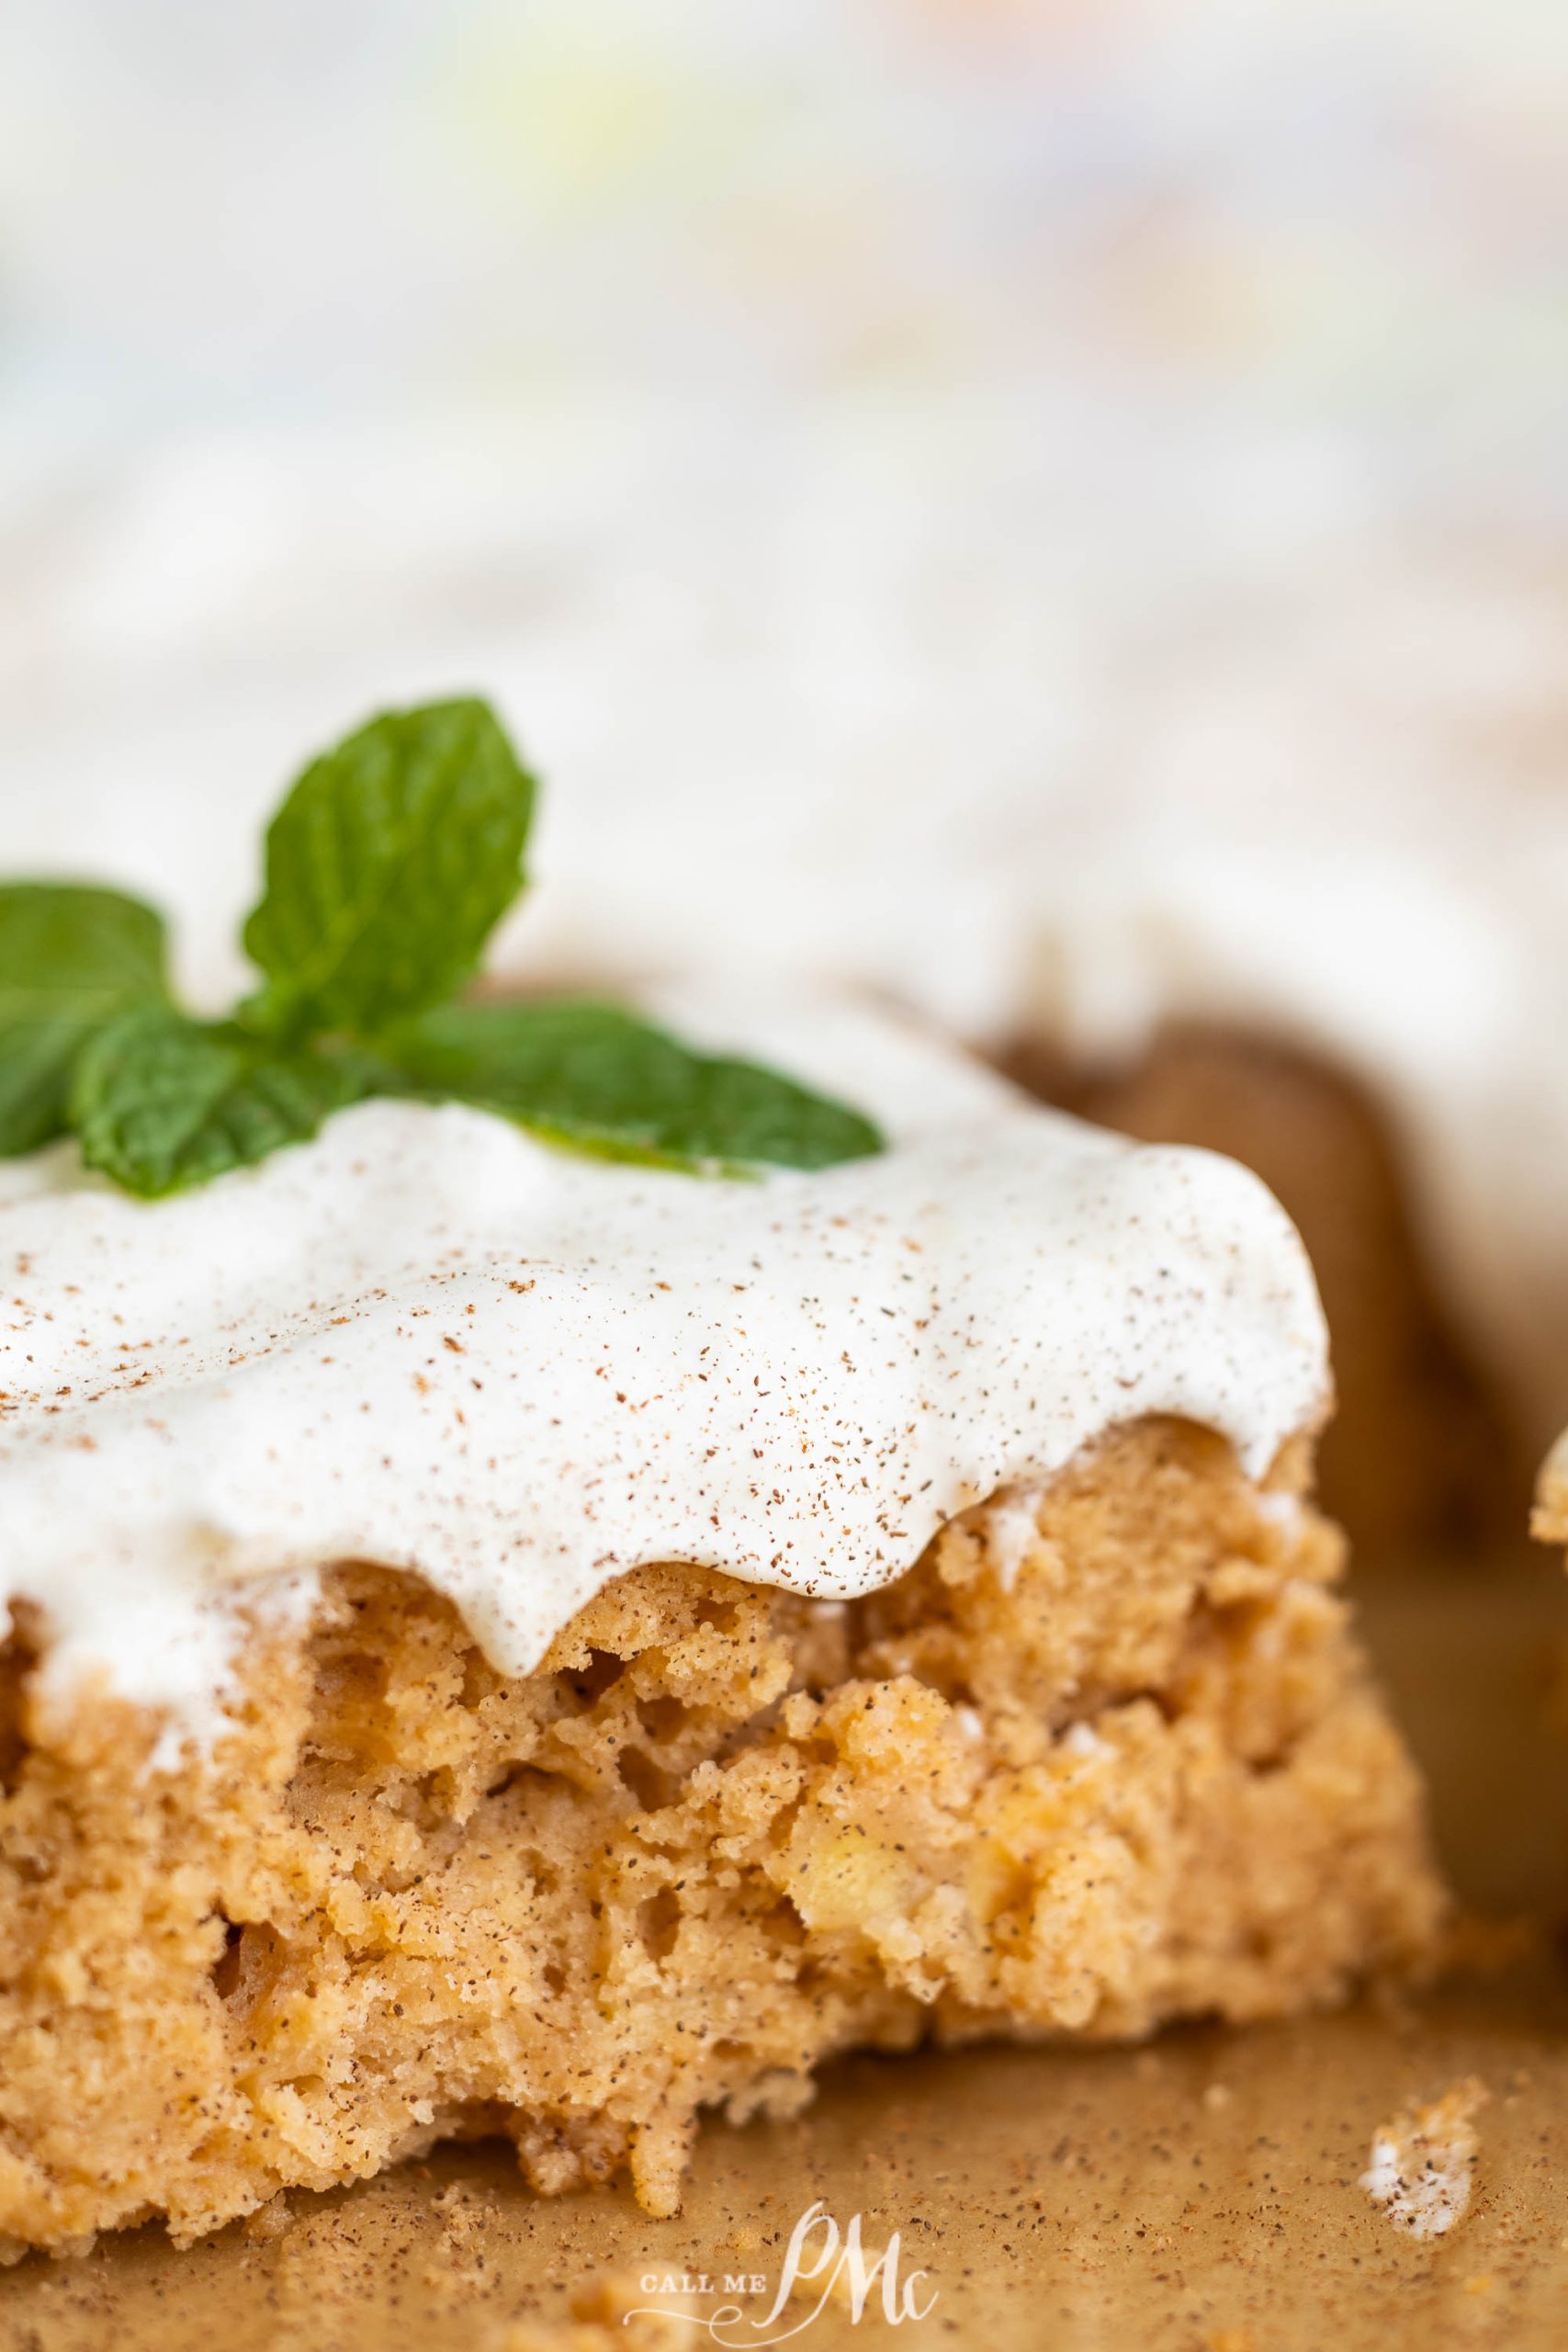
[0,696,883,1198]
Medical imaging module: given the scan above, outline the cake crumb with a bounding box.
[494,2269,703,2347]
[1360,2077,1488,2238]
[238,2194,292,2244]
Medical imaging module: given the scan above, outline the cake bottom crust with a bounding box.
[0,1419,1443,2255]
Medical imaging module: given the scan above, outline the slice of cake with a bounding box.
[1007,1024,1518,1554]
[0,994,1442,2256]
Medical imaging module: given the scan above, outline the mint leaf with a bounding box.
[72,1007,375,1199]
[380,1000,885,1171]
[0,884,169,1155]
[0,696,887,1201]
[242,698,536,1041]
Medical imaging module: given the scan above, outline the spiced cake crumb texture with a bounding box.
[0,1419,1441,2255]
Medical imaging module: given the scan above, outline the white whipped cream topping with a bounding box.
[0,995,1326,1751]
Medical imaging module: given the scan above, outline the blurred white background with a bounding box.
[0,0,1563,1030]
[3,0,1564,467]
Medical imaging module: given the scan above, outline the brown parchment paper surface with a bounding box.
[4,1565,1568,2352]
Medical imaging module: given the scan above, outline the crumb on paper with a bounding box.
[434,2179,495,2228]
[1360,2077,1488,2238]
[238,2193,292,2245]
[420,2178,499,2290]
[494,2269,704,2347]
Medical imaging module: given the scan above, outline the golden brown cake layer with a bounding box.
[0,1419,1442,2256]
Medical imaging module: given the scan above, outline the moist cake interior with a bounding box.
[0,1419,1441,2256]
